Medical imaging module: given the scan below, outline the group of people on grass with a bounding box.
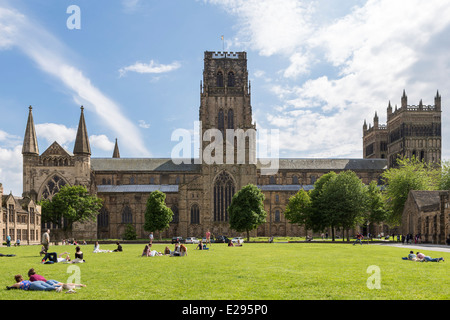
[141,242,188,257]
[402,251,445,262]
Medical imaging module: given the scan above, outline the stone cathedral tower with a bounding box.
[197,51,258,235]
[363,90,442,167]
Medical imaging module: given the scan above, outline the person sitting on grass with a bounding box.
[70,246,85,263]
[164,246,172,255]
[196,240,209,250]
[180,244,188,256]
[93,241,112,253]
[228,240,234,247]
[113,242,123,252]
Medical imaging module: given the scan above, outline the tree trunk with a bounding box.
[246,230,250,242]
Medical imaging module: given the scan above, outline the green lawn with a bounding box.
[0,242,448,300]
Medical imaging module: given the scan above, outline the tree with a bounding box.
[284,189,312,232]
[438,160,450,190]
[308,172,338,239]
[365,181,388,235]
[144,190,173,238]
[40,185,103,237]
[382,156,438,226]
[124,224,137,240]
[228,184,267,242]
[319,171,369,241]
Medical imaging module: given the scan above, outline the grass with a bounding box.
[0,242,448,300]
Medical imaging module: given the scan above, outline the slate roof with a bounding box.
[91,158,387,173]
[97,184,179,193]
[259,158,388,171]
[91,158,202,172]
[257,185,315,192]
[408,190,443,212]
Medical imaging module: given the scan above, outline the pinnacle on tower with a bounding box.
[112,138,120,158]
[401,90,407,108]
[73,106,91,155]
[22,106,39,155]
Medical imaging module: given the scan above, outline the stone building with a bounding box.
[21,51,401,241]
[363,90,442,167]
[402,190,449,244]
[1,183,42,245]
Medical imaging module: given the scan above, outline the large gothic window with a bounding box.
[41,175,67,200]
[171,205,179,223]
[217,71,224,87]
[227,71,235,87]
[214,171,235,222]
[190,204,200,224]
[218,109,224,131]
[227,109,234,129]
[98,207,109,228]
[121,205,133,224]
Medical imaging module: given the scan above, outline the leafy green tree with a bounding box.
[144,190,173,238]
[382,157,438,226]
[308,172,338,238]
[438,160,450,190]
[40,185,103,236]
[284,189,312,232]
[228,184,267,242]
[320,171,369,241]
[124,224,137,240]
[365,180,388,234]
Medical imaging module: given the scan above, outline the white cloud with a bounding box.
[0,144,23,196]
[0,4,151,157]
[89,135,115,151]
[138,120,151,129]
[35,123,77,149]
[119,60,181,77]
[208,0,450,159]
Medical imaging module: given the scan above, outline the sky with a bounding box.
[1,0,450,196]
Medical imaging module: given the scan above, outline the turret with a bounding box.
[373,111,379,128]
[112,138,120,158]
[72,106,91,187]
[401,90,407,109]
[22,106,40,200]
[22,106,39,155]
[387,101,392,121]
[73,106,91,156]
[435,90,441,111]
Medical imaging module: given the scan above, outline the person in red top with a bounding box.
[28,268,47,282]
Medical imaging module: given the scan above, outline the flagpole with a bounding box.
[221,35,224,52]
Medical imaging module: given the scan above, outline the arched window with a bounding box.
[214,171,235,222]
[171,205,179,223]
[41,175,67,200]
[218,109,224,131]
[190,204,200,224]
[217,71,224,87]
[121,205,132,224]
[97,207,109,228]
[269,176,276,184]
[227,109,234,129]
[274,210,281,222]
[227,71,235,87]
[292,176,299,185]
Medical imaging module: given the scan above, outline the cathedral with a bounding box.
[18,51,443,241]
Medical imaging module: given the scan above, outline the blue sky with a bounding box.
[1,0,450,195]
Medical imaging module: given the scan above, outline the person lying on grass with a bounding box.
[6,274,86,292]
[416,252,445,262]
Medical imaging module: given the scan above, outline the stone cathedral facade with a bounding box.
[21,51,444,241]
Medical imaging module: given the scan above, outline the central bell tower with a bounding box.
[198,51,257,235]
